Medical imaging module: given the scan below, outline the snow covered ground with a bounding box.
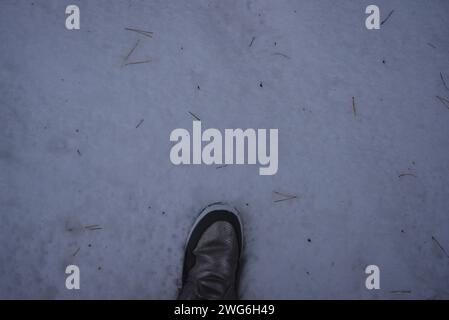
[1,0,449,299]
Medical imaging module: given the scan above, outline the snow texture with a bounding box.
[1,0,449,299]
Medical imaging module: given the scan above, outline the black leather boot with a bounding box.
[178,203,243,300]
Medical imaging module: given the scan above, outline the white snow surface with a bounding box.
[1,0,449,299]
